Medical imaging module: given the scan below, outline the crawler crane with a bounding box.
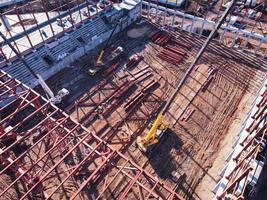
[89,20,123,75]
[136,0,237,152]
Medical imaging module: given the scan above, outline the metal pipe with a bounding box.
[161,0,237,115]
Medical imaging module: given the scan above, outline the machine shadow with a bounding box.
[147,129,184,179]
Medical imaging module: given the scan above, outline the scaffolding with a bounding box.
[0,70,183,199]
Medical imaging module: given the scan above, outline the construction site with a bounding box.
[0,0,267,199]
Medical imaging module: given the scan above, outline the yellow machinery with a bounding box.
[136,0,237,153]
[136,113,168,152]
[95,50,105,67]
[95,21,120,68]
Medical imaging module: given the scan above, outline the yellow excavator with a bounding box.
[136,113,169,152]
[136,0,237,153]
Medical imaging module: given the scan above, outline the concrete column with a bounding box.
[199,19,205,37]
[181,15,185,30]
[190,16,195,33]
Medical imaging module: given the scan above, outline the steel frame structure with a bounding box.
[67,66,163,150]
[0,0,112,64]
[215,81,267,199]
[1,0,267,66]
[141,0,267,58]
[0,70,183,199]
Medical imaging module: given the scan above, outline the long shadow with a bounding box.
[147,129,183,179]
[143,127,218,200]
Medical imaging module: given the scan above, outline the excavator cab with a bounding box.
[136,113,169,153]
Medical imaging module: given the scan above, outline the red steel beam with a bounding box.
[0,70,183,199]
[29,2,45,43]
[218,168,253,199]
[40,0,55,37]
[15,6,34,49]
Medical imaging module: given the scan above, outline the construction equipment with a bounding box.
[95,21,121,68]
[136,0,237,153]
[89,46,123,76]
[107,46,124,61]
[0,31,69,105]
[88,20,122,76]
[37,74,69,104]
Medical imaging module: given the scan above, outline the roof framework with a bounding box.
[0,70,183,200]
[0,0,109,63]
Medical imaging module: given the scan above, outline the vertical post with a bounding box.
[163,0,168,25]
[220,28,227,43]
[181,14,185,30]
[96,2,99,16]
[230,29,240,48]
[255,38,264,54]
[190,16,195,33]
[76,0,83,24]
[217,0,224,19]
[171,0,178,27]
[147,0,151,20]
[66,0,74,28]
[241,33,251,52]
[199,19,205,37]
[55,0,65,32]
[86,0,91,15]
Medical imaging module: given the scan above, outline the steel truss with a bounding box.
[0,0,112,64]
[0,70,183,199]
[217,84,267,199]
[67,68,163,149]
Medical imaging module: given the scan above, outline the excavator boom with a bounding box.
[94,21,121,67]
[96,50,105,67]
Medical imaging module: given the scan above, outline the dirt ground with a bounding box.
[195,91,260,199]
[42,19,267,199]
